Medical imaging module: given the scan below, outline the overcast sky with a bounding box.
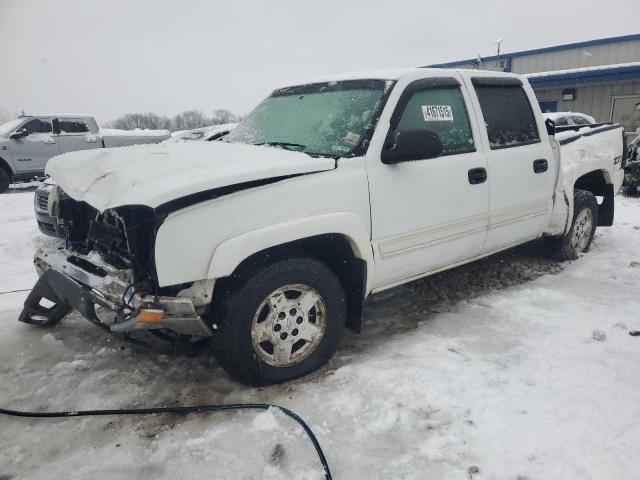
[1,0,638,124]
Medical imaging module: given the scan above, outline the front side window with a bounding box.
[22,118,53,134]
[224,79,393,157]
[58,119,89,134]
[392,86,475,156]
[474,84,540,149]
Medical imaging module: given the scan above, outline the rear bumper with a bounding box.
[20,244,213,338]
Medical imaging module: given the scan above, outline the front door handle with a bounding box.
[44,139,56,145]
[468,167,487,185]
[533,159,548,173]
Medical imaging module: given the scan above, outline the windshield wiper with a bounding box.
[256,141,306,151]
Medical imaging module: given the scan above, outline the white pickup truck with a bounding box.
[19,69,625,385]
[0,114,170,193]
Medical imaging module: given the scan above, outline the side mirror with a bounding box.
[382,129,443,164]
[10,128,29,140]
[545,118,556,136]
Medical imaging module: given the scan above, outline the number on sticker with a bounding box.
[422,105,454,122]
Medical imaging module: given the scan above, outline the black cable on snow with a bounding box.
[0,288,32,295]
[0,403,333,480]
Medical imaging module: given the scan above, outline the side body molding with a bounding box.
[207,212,373,292]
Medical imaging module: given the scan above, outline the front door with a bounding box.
[8,117,59,174]
[368,76,490,290]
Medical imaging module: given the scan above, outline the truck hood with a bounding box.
[46,141,336,211]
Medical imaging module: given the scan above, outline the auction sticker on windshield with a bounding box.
[422,105,454,122]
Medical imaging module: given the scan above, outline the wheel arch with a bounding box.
[0,156,14,179]
[573,169,615,226]
[209,221,372,333]
[207,213,372,280]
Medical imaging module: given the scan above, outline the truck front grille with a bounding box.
[34,188,49,212]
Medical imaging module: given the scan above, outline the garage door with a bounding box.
[611,95,640,133]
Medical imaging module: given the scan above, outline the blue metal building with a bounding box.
[428,34,640,134]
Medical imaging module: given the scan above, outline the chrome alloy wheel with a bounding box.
[571,207,593,252]
[251,284,327,367]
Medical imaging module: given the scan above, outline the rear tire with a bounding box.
[549,189,598,261]
[0,168,10,194]
[210,255,346,385]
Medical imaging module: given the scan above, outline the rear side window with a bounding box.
[59,119,89,134]
[474,84,540,149]
[393,86,475,156]
[22,118,53,134]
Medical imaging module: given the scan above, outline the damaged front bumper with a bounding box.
[19,243,213,338]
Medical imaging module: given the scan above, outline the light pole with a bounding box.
[493,36,506,71]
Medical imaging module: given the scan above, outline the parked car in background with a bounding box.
[21,69,625,385]
[543,111,596,127]
[0,114,170,193]
[169,123,237,142]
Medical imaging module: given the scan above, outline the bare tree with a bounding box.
[173,110,208,131]
[0,108,21,125]
[106,108,241,132]
[210,109,239,125]
[108,113,172,130]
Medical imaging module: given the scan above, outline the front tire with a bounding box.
[211,255,346,385]
[549,189,598,261]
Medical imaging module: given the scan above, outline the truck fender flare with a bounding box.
[207,212,373,291]
[562,168,616,234]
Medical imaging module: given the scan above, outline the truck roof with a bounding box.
[281,67,523,87]
[20,113,94,119]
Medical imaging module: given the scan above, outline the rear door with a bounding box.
[466,76,555,253]
[8,117,59,173]
[55,117,101,154]
[368,74,490,290]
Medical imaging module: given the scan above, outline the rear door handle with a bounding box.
[468,167,487,185]
[44,139,56,145]
[533,159,548,173]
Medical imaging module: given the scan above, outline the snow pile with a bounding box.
[1,192,640,479]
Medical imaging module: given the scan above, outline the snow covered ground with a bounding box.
[1,190,640,480]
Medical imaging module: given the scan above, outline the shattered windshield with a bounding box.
[224,79,392,157]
